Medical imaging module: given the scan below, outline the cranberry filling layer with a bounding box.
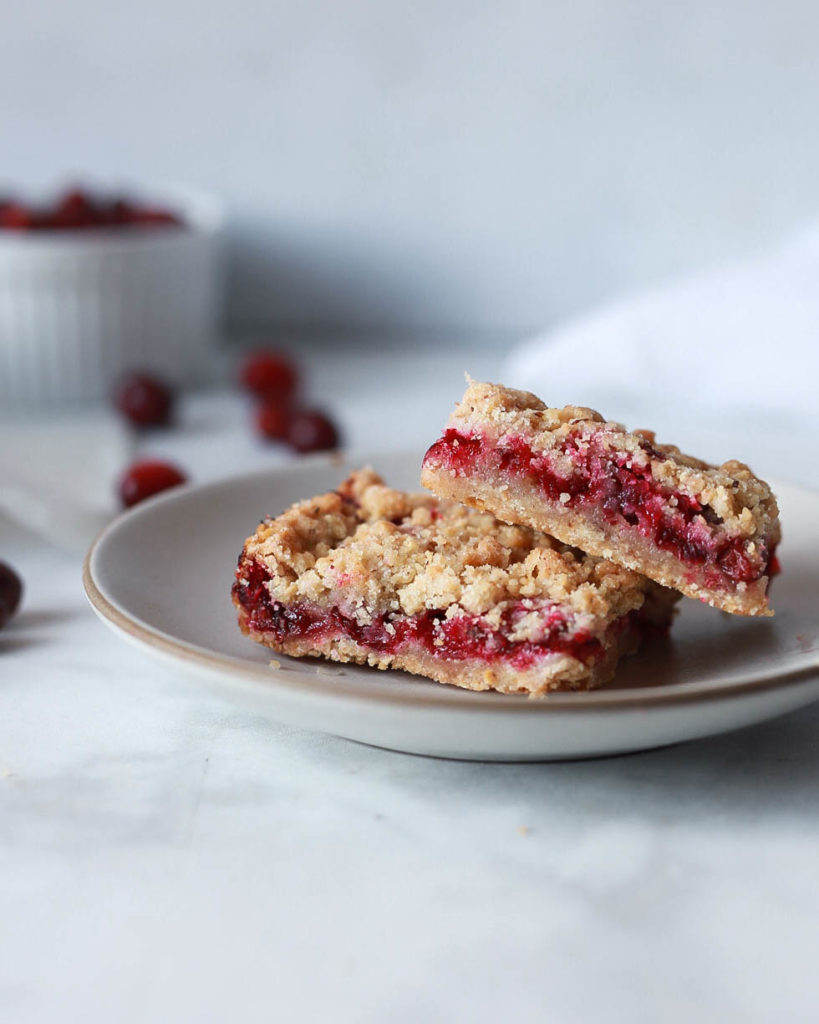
[233,558,639,671]
[424,430,774,587]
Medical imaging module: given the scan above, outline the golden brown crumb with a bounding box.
[242,469,661,630]
[421,380,781,616]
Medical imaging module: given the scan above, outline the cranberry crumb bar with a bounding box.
[421,380,781,617]
[233,470,678,696]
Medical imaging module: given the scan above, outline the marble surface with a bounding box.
[2,344,818,1023]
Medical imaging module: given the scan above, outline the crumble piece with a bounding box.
[421,379,781,616]
[232,469,678,696]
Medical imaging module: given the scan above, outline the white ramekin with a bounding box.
[0,184,223,407]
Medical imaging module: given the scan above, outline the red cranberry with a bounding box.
[287,409,340,453]
[240,350,298,400]
[109,198,136,224]
[50,189,100,229]
[113,372,174,428]
[0,562,23,628]
[119,460,187,508]
[0,187,185,232]
[255,398,292,441]
[0,202,36,230]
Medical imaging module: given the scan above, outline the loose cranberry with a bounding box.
[113,372,174,428]
[0,562,23,629]
[109,198,136,224]
[239,350,298,400]
[49,189,100,229]
[119,460,187,508]
[255,398,292,441]
[0,202,36,230]
[287,409,340,453]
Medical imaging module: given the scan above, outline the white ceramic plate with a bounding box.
[84,452,819,761]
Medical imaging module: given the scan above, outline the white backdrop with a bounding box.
[3,0,819,334]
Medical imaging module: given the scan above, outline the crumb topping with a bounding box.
[241,469,660,631]
[440,379,780,541]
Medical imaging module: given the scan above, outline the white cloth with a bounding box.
[503,224,819,473]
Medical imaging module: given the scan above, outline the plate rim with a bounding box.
[83,458,819,715]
